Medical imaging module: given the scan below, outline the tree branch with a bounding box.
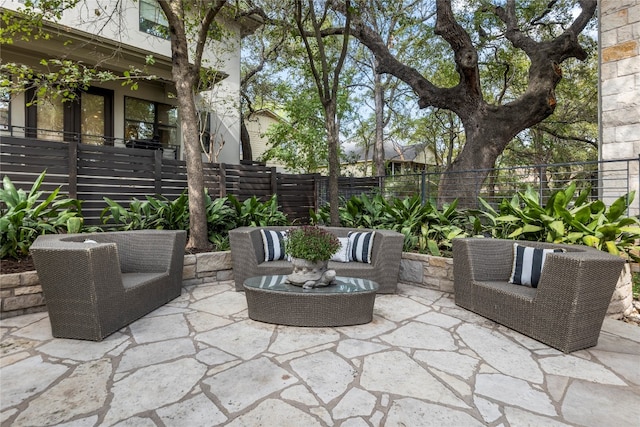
[433,0,482,99]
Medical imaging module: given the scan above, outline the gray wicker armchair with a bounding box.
[30,230,187,341]
[452,238,625,353]
[229,226,404,293]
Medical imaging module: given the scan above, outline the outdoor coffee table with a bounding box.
[243,275,379,327]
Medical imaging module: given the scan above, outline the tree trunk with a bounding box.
[163,6,212,250]
[325,102,341,226]
[240,113,252,161]
[339,0,597,208]
[373,59,385,177]
[437,110,520,207]
[174,77,211,250]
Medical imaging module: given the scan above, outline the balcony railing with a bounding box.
[2,125,180,160]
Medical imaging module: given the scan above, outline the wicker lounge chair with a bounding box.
[30,230,187,341]
[229,226,404,294]
[452,238,625,353]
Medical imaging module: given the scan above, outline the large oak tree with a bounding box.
[334,0,597,206]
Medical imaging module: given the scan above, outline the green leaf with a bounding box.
[582,235,600,248]
[495,215,520,222]
[548,221,564,236]
[604,241,619,255]
[606,193,631,222]
[508,227,524,238]
[427,239,440,257]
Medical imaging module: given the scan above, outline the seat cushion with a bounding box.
[122,272,169,289]
[476,280,537,300]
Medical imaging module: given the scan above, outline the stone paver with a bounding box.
[1,280,639,426]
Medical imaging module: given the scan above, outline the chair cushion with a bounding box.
[122,272,169,290]
[331,237,351,263]
[509,243,565,287]
[348,231,376,263]
[260,229,287,261]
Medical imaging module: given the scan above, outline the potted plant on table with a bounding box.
[285,225,341,288]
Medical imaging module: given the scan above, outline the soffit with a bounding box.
[5,22,175,82]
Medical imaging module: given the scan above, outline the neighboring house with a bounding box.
[245,109,290,171]
[341,141,437,177]
[0,0,259,163]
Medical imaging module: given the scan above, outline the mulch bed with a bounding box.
[2,256,36,275]
[2,246,214,275]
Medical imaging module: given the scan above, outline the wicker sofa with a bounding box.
[30,230,187,341]
[229,226,404,294]
[452,238,625,353]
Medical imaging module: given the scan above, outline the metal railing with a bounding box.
[2,125,180,159]
[319,158,640,216]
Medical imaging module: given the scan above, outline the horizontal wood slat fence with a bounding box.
[0,137,323,225]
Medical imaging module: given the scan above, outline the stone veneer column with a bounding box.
[600,1,640,215]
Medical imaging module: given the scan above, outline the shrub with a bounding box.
[228,194,289,227]
[473,183,640,261]
[100,192,189,231]
[0,171,83,259]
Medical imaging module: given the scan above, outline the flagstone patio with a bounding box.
[1,280,639,426]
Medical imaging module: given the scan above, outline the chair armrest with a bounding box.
[30,238,125,305]
[535,250,624,308]
[229,227,266,287]
[370,229,404,269]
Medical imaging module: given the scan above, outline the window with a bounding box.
[0,84,9,131]
[139,0,169,39]
[125,97,178,149]
[25,87,114,144]
[36,94,64,141]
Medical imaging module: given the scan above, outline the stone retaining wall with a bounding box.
[0,251,633,320]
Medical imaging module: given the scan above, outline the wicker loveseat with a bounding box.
[229,226,404,294]
[452,238,625,353]
[30,230,187,341]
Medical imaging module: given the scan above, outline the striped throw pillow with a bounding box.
[348,231,376,264]
[260,229,287,262]
[509,243,565,287]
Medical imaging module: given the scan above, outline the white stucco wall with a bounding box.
[1,0,242,163]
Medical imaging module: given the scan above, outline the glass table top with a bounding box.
[244,275,379,294]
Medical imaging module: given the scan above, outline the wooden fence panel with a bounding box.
[0,137,337,225]
[77,144,157,223]
[0,137,70,194]
[277,173,317,224]
[223,164,275,201]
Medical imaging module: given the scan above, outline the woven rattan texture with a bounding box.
[229,226,403,294]
[453,238,625,353]
[30,230,186,341]
[244,281,377,327]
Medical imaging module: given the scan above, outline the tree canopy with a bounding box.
[242,0,598,206]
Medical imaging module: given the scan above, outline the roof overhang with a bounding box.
[2,19,228,86]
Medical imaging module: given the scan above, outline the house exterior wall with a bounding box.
[1,0,242,163]
[600,0,640,215]
[246,111,288,171]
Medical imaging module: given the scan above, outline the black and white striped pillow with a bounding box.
[348,231,375,263]
[260,229,287,262]
[509,243,565,287]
